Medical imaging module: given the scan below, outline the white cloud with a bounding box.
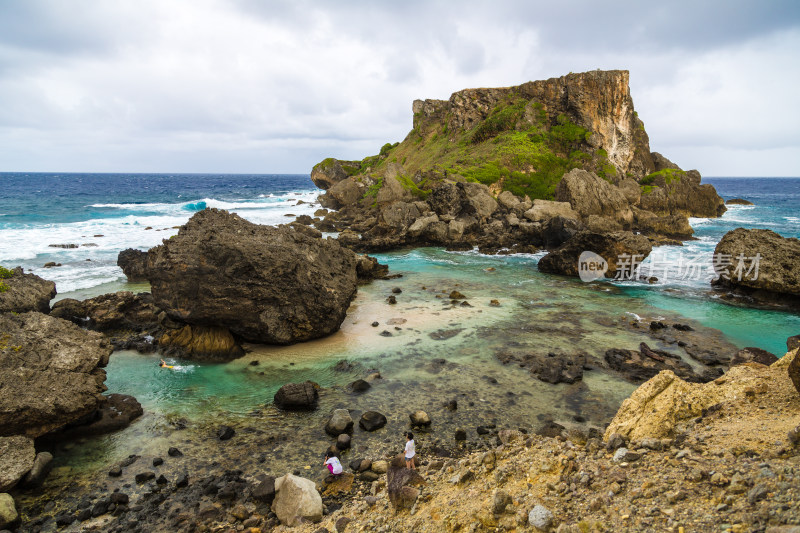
[0,0,798,175]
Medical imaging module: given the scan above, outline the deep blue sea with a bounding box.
[0,173,798,355]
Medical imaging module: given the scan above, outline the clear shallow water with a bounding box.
[2,174,799,499]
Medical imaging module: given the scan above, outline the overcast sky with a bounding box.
[1,1,798,176]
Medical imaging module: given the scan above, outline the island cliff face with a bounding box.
[308,70,726,267]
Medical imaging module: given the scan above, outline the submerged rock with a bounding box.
[146,208,361,344]
[0,312,112,438]
[0,267,56,314]
[274,381,319,410]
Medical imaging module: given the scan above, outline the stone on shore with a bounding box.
[274,381,319,410]
[387,456,425,510]
[0,436,35,492]
[0,312,113,438]
[0,493,18,530]
[272,473,323,526]
[146,208,360,344]
[0,267,56,314]
[325,409,354,436]
[409,410,431,427]
[55,394,142,439]
[117,248,150,281]
[359,411,387,432]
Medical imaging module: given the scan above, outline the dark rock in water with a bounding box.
[146,208,362,344]
[110,492,129,505]
[538,231,652,279]
[56,513,76,526]
[0,267,56,314]
[731,347,779,366]
[22,451,53,487]
[159,324,244,361]
[379,330,393,337]
[336,516,352,532]
[726,198,754,205]
[325,409,354,436]
[371,321,379,327]
[117,248,150,281]
[449,290,466,300]
[537,421,566,438]
[454,429,467,441]
[355,254,390,281]
[108,466,122,477]
[429,329,464,341]
[252,475,276,503]
[332,359,355,372]
[650,321,668,330]
[350,458,370,472]
[156,474,168,485]
[712,228,800,310]
[350,379,371,392]
[152,457,163,467]
[788,335,800,352]
[274,381,319,410]
[672,323,694,331]
[391,287,402,294]
[359,411,387,432]
[336,433,351,450]
[387,455,425,510]
[529,352,585,384]
[360,471,380,482]
[409,410,431,427]
[168,447,183,457]
[175,472,189,488]
[386,295,397,304]
[605,343,714,384]
[135,472,155,483]
[54,394,143,439]
[446,399,458,411]
[218,425,235,441]
[0,312,113,438]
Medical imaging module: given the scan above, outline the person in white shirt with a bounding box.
[404,431,416,470]
[324,452,343,476]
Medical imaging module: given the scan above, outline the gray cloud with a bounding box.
[0,0,798,175]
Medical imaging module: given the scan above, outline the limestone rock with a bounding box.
[409,410,431,427]
[712,228,800,306]
[51,291,161,332]
[146,209,359,344]
[0,312,112,438]
[528,504,553,530]
[555,169,632,225]
[380,202,421,230]
[274,382,319,411]
[633,208,694,239]
[325,409,354,436]
[0,436,35,492]
[117,248,150,281]
[726,198,754,206]
[538,231,652,279]
[159,324,243,361]
[523,200,578,223]
[376,176,412,205]
[327,178,363,208]
[731,347,779,367]
[0,267,56,314]
[271,473,323,526]
[638,174,726,218]
[0,493,18,529]
[311,158,360,190]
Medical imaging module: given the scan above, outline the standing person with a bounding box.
[324,452,342,476]
[404,431,416,470]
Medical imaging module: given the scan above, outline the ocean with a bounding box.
[2,173,800,493]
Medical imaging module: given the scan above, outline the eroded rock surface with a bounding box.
[0,268,56,314]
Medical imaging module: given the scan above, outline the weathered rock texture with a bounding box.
[538,231,652,278]
[146,209,360,344]
[0,435,35,492]
[0,268,56,314]
[51,291,161,332]
[272,474,323,526]
[117,248,150,281]
[159,324,243,360]
[0,312,112,438]
[712,228,800,308]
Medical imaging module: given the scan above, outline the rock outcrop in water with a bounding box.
[309,70,725,255]
[146,208,362,345]
[117,248,150,281]
[537,231,652,278]
[0,267,56,314]
[0,312,113,438]
[712,228,800,309]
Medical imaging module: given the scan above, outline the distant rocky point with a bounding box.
[308,70,726,277]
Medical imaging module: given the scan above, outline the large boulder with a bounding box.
[637,173,726,218]
[325,409,354,436]
[0,492,18,529]
[523,200,578,223]
[0,436,35,492]
[55,394,143,439]
[632,208,693,239]
[271,473,323,526]
[146,209,360,344]
[538,231,652,279]
[376,176,413,205]
[460,182,498,220]
[712,229,800,306]
[117,249,150,281]
[326,178,363,208]
[387,455,426,510]
[555,169,632,226]
[0,312,112,438]
[274,382,319,411]
[310,158,360,190]
[51,291,161,332]
[0,267,56,314]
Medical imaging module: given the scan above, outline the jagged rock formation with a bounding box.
[0,267,56,314]
[537,231,652,278]
[146,209,361,344]
[51,291,161,333]
[0,312,112,438]
[309,70,725,257]
[712,228,800,309]
[117,248,150,281]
